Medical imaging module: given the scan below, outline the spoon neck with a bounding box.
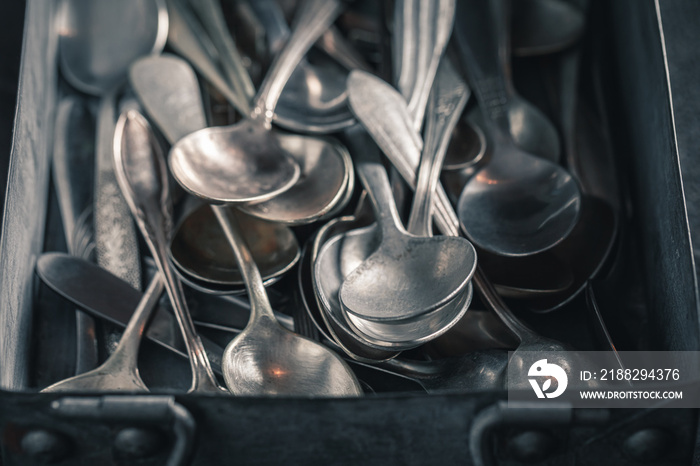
[211,206,277,322]
[357,160,406,240]
[454,0,514,138]
[110,275,165,363]
[251,0,343,125]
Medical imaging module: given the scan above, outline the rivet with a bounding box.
[623,428,671,462]
[113,427,164,459]
[507,430,556,463]
[20,429,71,464]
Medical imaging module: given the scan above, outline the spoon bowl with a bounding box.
[457,138,580,256]
[169,119,300,204]
[170,204,299,286]
[238,132,354,225]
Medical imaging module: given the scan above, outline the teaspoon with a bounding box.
[113,108,226,393]
[129,55,301,288]
[214,207,362,396]
[454,0,581,257]
[168,0,345,205]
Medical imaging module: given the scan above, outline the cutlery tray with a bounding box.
[1,0,699,464]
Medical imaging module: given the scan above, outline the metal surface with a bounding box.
[130,54,299,204]
[454,0,581,256]
[214,206,362,397]
[112,108,225,393]
[57,0,168,95]
[346,70,460,247]
[170,203,299,286]
[41,276,164,392]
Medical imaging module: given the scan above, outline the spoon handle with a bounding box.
[100,274,165,377]
[453,0,513,135]
[347,70,460,235]
[130,54,208,144]
[252,0,344,124]
[113,109,224,394]
[211,206,277,323]
[165,0,251,115]
[348,128,407,241]
[407,58,469,237]
[188,0,256,103]
[394,0,455,130]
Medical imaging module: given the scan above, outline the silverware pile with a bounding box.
[38,0,619,396]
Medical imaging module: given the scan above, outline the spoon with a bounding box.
[342,59,476,348]
[168,0,344,205]
[129,56,306,290]
[41,274,165,392]
[338,141,476,334]
[454,0,581,256]
[113,108,225,393]
[214,207,362,396]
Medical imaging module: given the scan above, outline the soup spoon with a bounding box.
[338,139,476,333]
[168,0,344,206]
[454,0,581,256]
[213,207,362,396]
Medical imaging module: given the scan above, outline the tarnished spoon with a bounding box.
[129,56,303,288]
[113,108,225,393]
[338,146,476,334]
[168,0,345,205]
[511,0,586,57]
[214,207,362,396]
[454,0,580,256]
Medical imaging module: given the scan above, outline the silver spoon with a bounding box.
[168,0,343,205]
[341,59,475,349]
[58,0,168,95]
[165,0,250,115]
[129,56,302,290]
[113,108,226,393]
[454,0,581,256]
[214,206,362,396]
[338,149,476,335]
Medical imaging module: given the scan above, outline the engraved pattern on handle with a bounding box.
[94,92,141,290]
